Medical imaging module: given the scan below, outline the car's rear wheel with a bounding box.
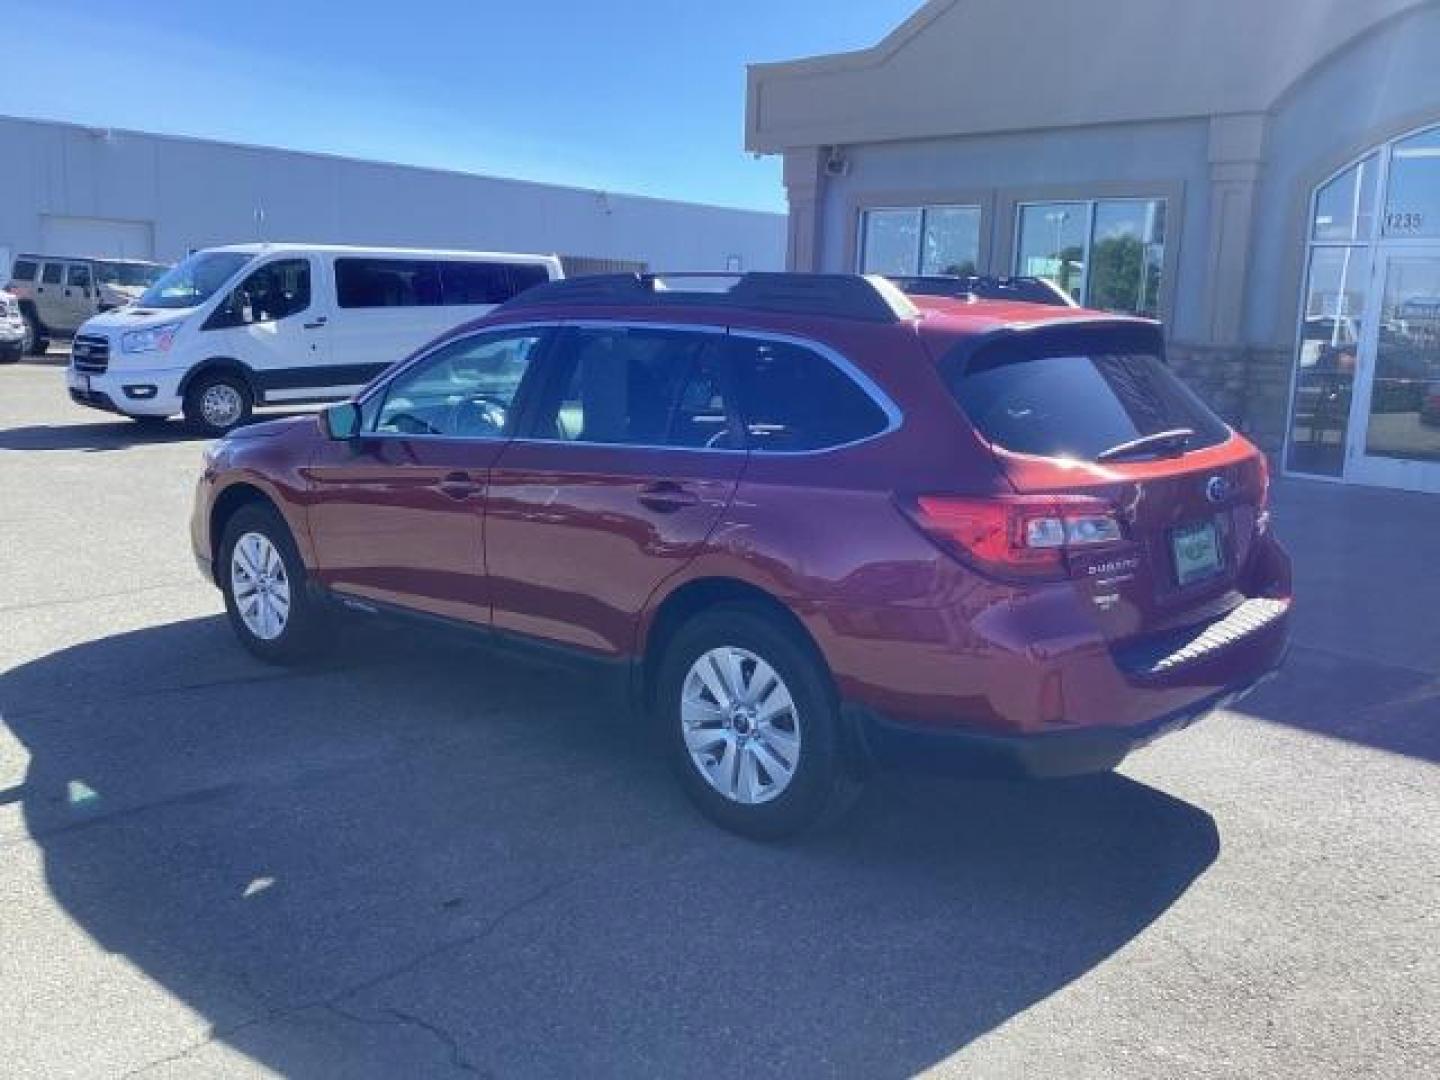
[218,504,326,664]
[185,372,252,436]
[657,605,859,839]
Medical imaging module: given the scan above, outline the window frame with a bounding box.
[482,320,902,456]
[357,324,558,441]
[1282,119,1440,484]
[1011,196,1168,318]
[856,203,984,277]
[40,262,64,285]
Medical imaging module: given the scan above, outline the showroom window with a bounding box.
[858,205,981,277]
[1286,122,1440,481]
[1014,198,1166,317]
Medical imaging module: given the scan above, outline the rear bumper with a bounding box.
[852,655,1285,778]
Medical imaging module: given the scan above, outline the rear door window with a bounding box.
[527,326,738,448]
[66,264,93,289]
[945,332,1229,461]
[41,263,63,285]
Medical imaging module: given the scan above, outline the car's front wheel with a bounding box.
[185,372,253,435]
[657,605,859,840]
[218,503,326,664]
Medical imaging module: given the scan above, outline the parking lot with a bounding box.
[1,357,1436,1077]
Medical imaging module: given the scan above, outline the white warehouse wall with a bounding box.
[0,115,785,272]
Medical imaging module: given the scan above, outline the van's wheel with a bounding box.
[185,372,252,435]
[657,605,860,840]
[218,503,327,665]
[22,312,48,356]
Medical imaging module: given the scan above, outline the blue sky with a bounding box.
[6,1,919,213]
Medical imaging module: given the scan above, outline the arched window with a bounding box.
[1286,123,1440,481]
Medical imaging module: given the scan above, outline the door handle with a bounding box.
[303,316,328,329]
[638,480,701,513]
[436,471,482,500]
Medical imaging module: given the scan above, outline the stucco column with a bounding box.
[782,147,825,271]
[1203,113,1268,343]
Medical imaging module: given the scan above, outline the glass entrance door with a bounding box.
[1348,249,1440,492]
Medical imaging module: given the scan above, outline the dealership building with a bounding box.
[0,113,784,285]
[749,0,1440,494]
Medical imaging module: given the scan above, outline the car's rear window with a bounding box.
[945,332,1230,461]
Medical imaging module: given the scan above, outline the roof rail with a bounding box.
[889,274,1078,308]
[501,272,919,323]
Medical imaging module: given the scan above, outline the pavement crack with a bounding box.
[120,877,567,1077]
[326,1003,481,1076]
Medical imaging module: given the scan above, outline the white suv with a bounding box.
[8,254,167,354]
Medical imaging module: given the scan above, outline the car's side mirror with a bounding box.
[321,401,362,440]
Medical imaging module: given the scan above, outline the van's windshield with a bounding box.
[138,252,253,310]
[96,261,166,288]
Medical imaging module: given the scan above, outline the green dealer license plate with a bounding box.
[1171,519,1223,587]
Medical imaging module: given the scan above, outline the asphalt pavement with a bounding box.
[1,360,1436,1078]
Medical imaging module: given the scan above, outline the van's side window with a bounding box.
[11,260,36,281]
[41,264,63,285]
[439,262,514,305]
[210,259,311,328]
[66,265,93,290]
[335,258,547,308]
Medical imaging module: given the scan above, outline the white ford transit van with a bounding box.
[66,244,563,434]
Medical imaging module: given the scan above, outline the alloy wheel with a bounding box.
[681,646,802,805]
[231,531,291,641]
[200,383,244,430]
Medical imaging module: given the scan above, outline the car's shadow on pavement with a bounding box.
[0,420,207,451]
[3,616,1220,1077]
[0,412,315,452]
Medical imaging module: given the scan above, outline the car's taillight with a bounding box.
[1242,453,1272,533]
[900,495,1124,580]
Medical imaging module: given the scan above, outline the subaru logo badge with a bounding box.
[1205,475,1232,504]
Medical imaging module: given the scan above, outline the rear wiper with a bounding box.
[1095,428,1195,462]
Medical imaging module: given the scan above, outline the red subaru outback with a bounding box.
[191,273,1291,838]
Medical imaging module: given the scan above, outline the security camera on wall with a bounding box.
[824,147,850,178]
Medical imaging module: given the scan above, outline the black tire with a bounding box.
[184,371,253,436]
[22,312,48,356]
[656,604,861,840]
[0,343,21,364]
[218,503,328,665]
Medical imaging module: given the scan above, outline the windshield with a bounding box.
[137,252,252,310]
[946,333,1230,462]
[95,261,166,288]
